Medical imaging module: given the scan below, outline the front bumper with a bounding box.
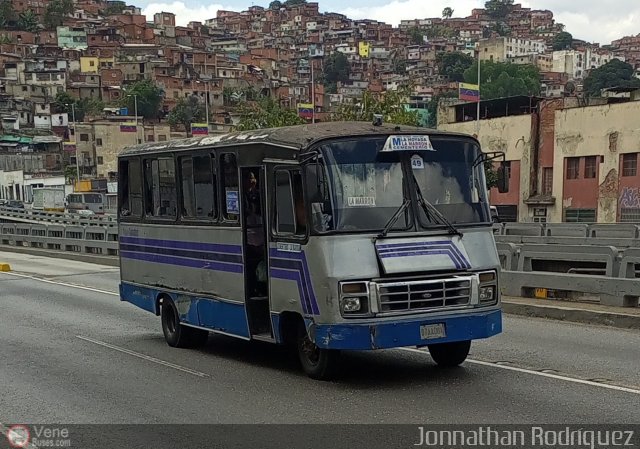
[312,309,502,350]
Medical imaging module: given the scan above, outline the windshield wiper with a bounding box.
[378,198,411,238]
[411,174,463,238]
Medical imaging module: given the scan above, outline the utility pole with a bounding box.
[476,48,481,136]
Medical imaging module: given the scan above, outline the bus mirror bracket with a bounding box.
[473,151,508,193]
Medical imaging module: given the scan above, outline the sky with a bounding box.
[138,0,640,46]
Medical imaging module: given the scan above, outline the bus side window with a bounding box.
[304,161,332,232]
[194,154,216,219]
[274,169,305,237]
[144,157,177,218]
[180,154,217,220]
[179,156,196,217]
[119,159,142,218]
[220,153,239,222]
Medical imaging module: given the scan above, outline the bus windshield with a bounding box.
[317,136,490,233]
[320,137,411,232]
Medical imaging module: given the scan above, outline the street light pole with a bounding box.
[128,94,140,144]
[66,103,79,187]
[205,82,210,131]
[310,59,315,124]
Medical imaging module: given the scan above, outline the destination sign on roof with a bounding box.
[382,135,435,152]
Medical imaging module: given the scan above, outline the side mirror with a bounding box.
[496,164,509,193]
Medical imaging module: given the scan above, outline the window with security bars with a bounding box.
[620,208,640,223]
[622,153,638,177]
[542,168,553,194]
[584,156,597,179]
[566,157,580,179]
[564,208,596,223]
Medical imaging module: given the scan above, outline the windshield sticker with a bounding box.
[226,190,239,214]
[411,154,425,170]
[348,196,376,207]
[383,135,435,152]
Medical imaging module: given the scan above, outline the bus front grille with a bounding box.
[377,277,472,313]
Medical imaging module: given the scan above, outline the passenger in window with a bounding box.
[244,171,266,297]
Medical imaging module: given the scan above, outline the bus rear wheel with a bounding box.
[161,297,208,349]
[428,340,471,367]
[296,322,339,380]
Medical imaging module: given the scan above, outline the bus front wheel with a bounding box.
[296,322,339,380]
[161,297,208,349]
[428,340,471,367]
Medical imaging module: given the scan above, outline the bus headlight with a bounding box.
[341,297,362,313]
[479,286,495,303]
[477,271,498,306]
[339,281,371,317]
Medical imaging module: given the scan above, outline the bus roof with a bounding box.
[119,121,475,157]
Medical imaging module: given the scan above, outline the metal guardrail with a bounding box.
[0,206,116,227]
[0,222,118,257]
[0,217,638,308]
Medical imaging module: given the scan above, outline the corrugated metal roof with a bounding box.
[32,136,62,143]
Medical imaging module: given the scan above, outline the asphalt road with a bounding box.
[1,252,639,428]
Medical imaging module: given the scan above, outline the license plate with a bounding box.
[420,323,446,340]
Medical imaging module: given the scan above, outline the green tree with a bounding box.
[484,0,513,19]
[333,87,420,126]
[425,25,457,39]
[235,96,304,131]
[76,97,105,121]
[392,58,407,75]
[269,0,282,9]
[407,27,425,45]
[0,0,16,27]
[121,79,165,120]
[55,93,105,121]
[442,7,454,19]
[437,51,473,82]
[492,21,511,36]
[463,60,541,100]
[54,91,76,114]
[552,31,573,50]
[64,165,78,184]
[167,96,205,135]
[17,10,39,32]
[583,59,640,97]
[425,91,456,128]
[323,51,350,93]
[283,0,305,5]
[43,0,74,29]
[103,0,126,15]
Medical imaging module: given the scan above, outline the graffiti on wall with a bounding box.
[619,187,640,209]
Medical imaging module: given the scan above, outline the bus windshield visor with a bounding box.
[317,136,489,233]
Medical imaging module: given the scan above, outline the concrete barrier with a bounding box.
[517,244,619,277]
[503,223,544,236]
[502,271,640,307]
[1,219,640,308]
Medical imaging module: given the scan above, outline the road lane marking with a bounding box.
[0,423,39,449]
[76,335,210,378]
[0,271,118,296]
[399,347,640,395]
[4,271,640,394]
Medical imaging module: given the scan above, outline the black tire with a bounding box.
[161,297,208,349]
[428,340,471,367]
[296,322,339,380]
